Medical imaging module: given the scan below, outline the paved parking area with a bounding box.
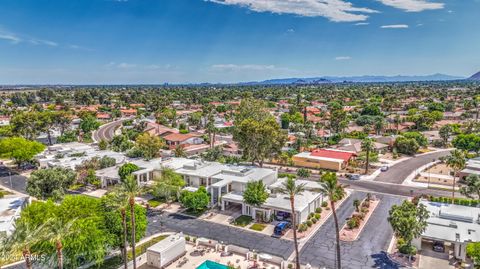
[299,192,404,269]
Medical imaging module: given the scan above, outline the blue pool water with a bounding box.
[196,260,229,269]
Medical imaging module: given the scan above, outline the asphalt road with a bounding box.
[92,119,125,142]
[0,165,28,194]
[374,150,452,184]
[299,192,404,269]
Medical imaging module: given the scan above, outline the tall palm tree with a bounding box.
[43,218,77,269]
[446,150,466,201]
[318,172,346,269]
[120,175,143,269]
[361,138,375,175]
[3,221,45,269]
[104,191,130,269]
[276,177,306,269]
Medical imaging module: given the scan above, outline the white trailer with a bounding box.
[146,233,186,268]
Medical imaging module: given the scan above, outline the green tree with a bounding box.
[98,139,108,150]
[452,133,480,153]
[318,172,346,269]
[445,150,466,201]
[460,174,480,200]
[180,186,209,213]
[388,201,429,254]
[275,177,306,269]
[361,138,375,174]
[439,124,453,146]
[174,145,187,157]
[135,132,164,160]
[120,175,143,269]
[118,163,140,181]
[234,97,270,124]
[79,114,100,134]
[151,168,185,204]
[402,132,428,147]
[42,218,77,269]
[26,167,76,200]
[243,181,269,208]
[234,117,287,167]
[467,242,480,266]
[297,168,311,178]
[394,136,420,155]
[2,221,46,269]
[0,137,45,166]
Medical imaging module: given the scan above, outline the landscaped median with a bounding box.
[340,193,379,241]
[232,215,268,232]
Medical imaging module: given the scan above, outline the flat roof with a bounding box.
[420,200,480,243]
[147,233,185,253]
[268,178,321,191]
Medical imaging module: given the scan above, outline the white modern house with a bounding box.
[413,199,480,262]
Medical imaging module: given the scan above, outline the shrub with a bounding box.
[298,224,307,232]
[315,207,322,213]
[398,244,417,256]
[306,220,313,227]
[347,218,359,229]
[314,213,321,219]
[185,235,190,242]
[321,201,328,207]
[309,212,315,219]
[311,218,317,224]
[361,207,369,213]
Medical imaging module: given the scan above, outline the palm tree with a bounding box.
[318,172,346,269]
[43,218,77,269]
[276,177,306,269]
[361,138,375,175]
[445,150,466,202]
[174,145,187,158]
[104,191,130,269]
[3,221,45,269]
[120,175,143,269]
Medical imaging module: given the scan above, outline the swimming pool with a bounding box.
[196,260,229,269]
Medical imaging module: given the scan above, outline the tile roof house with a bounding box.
[292,149,356,171]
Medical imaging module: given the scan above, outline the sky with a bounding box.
[0,0,479,84]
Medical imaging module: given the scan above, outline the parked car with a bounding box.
[273,221,291,237]
[433,241,445,252]
[381,166,389,172]
[347,174,361,180]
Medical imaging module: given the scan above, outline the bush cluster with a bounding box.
[429,196,479,207]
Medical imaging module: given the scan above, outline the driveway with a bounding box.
[374,150,452,184]
[0,165,28,194]
[299,192,404,269]
[147,212,295,259]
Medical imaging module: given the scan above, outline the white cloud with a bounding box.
[381,24,409,28]
[335,56,351,60]
[286,28,295,33]
[0,28,58,47]
[0,32,21,43]
[207,0,378,22]
[377,0,444,12]
[354,22,369,26]
[211,64,283,71]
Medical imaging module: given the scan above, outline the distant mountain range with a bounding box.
[469,71,480,81]
[240,73,466,85]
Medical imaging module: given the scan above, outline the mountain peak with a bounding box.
[469,71,480,80]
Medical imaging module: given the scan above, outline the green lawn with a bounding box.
[233,215,253,227]
[250,223,267,231]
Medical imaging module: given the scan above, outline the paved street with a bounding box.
[374,150,452,184]
[147,212,295,259]
[300,192,404,269]
[0,165,28,194]
[92,119,125,142]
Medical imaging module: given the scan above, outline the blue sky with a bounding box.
[0,0,479,84]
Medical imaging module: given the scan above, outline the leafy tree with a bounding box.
[329,104,348,134]
[275,177,306,269]
[402,132,428,147]
[79,114,100,134]
[26,167,76,200]
[297,168,311,178]
[41,218,77,269]
[135,132,164,160]
[234,97,270,125]
[388,201,429,253]
[452,133,480,153]
[174,145,187,157]
[234,117,287,167]
[98,139,108,150]
[460,174,480,200]
[180,186,209,213]
[10,111,44,140]
[243,181,269,207]
[0,137,45,166]
[118,163,140,181]
[110,135,134,152]
[446,150,466,201]
[318,172,346,269]
[394,136,420,155]
[361,104,382,116]
[151,168,185,204]
[361,138,375,174]
[57,130,78,143]
[467,242,480,266]
[439,124,453,146]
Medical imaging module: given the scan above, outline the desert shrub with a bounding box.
[347,218,359,229]
[321,201,328,207]
[306,220,313,227]
[315,207,322,213]
[314,213,321,219]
